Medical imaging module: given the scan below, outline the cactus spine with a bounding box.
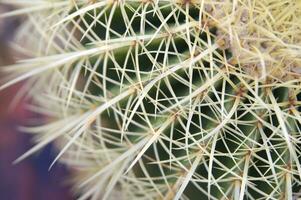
[1,0,301,199]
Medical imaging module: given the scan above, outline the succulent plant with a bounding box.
[1,0,301,199]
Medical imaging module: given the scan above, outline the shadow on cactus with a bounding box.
[1,0,301,199]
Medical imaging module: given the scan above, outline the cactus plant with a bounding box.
[1,0,301,199]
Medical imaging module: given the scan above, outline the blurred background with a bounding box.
[0,5,72,200]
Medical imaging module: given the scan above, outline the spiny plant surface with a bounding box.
[1,0,301,199]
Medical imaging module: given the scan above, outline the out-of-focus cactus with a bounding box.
[1,0,301,199]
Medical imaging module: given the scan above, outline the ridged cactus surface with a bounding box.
[1,0,301,199]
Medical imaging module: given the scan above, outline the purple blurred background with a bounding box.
[0,5,72,200]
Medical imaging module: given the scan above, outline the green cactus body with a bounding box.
[1,0,301,199]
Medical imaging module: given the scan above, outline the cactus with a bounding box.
[1,0,301,199]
